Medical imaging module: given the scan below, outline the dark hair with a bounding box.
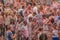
[22,6,24,9]
[53,0,57,1]
[19,10,24,17]
[1,12,4,16]
[33,12,37,16]
[39,28,43,31]
[51,18,54,24]
[0,9,1,11]
[29,17,32,22]
[29,3,32,6]
[23,21,27,25]
[39,33,47,40]
[33,3,36,6]
[27,2,32,6]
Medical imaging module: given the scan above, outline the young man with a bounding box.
[6,25,16,40]
[39,28,48,40]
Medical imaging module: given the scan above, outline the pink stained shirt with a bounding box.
[52,2,58,9]
[22,25,29,38]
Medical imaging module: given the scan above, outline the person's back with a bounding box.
[39,33,47,40]
[52,29,59,40]
[6,30,12,40]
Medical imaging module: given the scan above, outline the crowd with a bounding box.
[0,0,60,40]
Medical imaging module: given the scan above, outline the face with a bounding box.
[29,17,32,22]
[10,25,14,31]
[23,21,27,25]
[24,12,28,17]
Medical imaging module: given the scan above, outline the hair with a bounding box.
[53,0,57,1]
[33,12,37,16]
[22,6,24,9]
[29,3,32,6]
[27,2,32,6]
[0,9,1,11]
[39,6,43,11]
[23,21,27,25]
[33,18,37,22]
[33,3,36,6]
[39,28,43,31]
[50,18,54,24]
[29,17,32,22]
[7,26,11,30]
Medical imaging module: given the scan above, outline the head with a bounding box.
[33,12,36,16]
[39,28,43,32]
[29,17,33,22]
[23,21,27,26]
[33,3,36,6]
[22,6,25,9]
[57,11,60,16]
[6,3,10,7]
[8,25,14,31]
[39,6,43,11]
[7,26,11,31]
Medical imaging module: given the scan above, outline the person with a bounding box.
[6,25,16,40]
[16,17,23,40]
[0,0,4,4]
[58,21,60,40]
[39,28,48,40]
[18,6,25,17]
[52,0,59,9]
[21,21,29,40]
[54,12,60,23]
[28,17,33,40]
[0,11,4,40]
[33,3,38,15]
[52,26,59,40]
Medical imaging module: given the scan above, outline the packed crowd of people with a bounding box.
[0,0,60,40]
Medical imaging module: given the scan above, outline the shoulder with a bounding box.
[6,31,12,34]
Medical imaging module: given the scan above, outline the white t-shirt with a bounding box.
[52,29,59,37]
[33,6,38,15]
[18,8,25,16]
[21,24,29,38]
